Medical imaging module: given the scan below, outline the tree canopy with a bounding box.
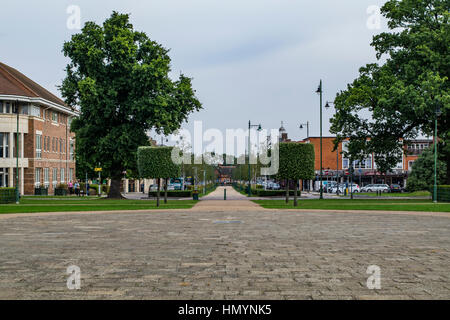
[330,0,449,181]
[276,143,315,180]
[137,146,181,179]
[61,12,201,197]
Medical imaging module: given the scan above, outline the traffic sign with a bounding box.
[95,168,102,172]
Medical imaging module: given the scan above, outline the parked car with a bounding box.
[331,183,360,194]
[326,182,338,193]
[149,184,158,191]
[271,182,281,190]
[389,184,402,193]
[360,184,390,193]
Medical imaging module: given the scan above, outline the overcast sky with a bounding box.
[1,0,388,142]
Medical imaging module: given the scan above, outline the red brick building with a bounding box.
[0,62,77,195]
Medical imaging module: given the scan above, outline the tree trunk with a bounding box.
[285,179,289,204]
[164,178,168,204]
[156,178,160,207]
[108,178,124,199]
[294,179,298,207]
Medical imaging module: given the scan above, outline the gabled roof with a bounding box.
[0,62,68,108]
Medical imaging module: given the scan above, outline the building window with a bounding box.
[47,136,50,152]
[69,168,74,182]
[5,102,10,113]
[343,158,349,169]
[60,138,63,153]
[36,134,42,158]
[0,101,2,113]
[35,168,41,187]
[44,168,49,188]
[52,111,58,123]
[0,168,9,187]
[52,168,58,188]
[0,133,10,158]
[70,140,74,160]
[408,160,415,172]
[61,168,65,183]
[31,105,40,117]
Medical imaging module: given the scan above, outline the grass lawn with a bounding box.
[0,198,197,214]
[253,199,450,212]
[354,191,431,197]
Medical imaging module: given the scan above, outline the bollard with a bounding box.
[224,188,227,200]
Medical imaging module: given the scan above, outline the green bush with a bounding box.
[437,185,450,202]
[35,187,48,196]
[0,187,16,204]
[56,183,68,190]
[406,147,446,192]
[148,190,192,198]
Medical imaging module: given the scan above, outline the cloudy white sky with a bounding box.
[1,0,388,142]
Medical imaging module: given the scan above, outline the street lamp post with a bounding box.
[299,122,310,139]
[316,81,323,199]
[248,120,262,196]
[434,106,442,203]
[15,100,19,204]
[325,101,340,194]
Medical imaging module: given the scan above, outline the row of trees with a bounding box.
[232,142,315,206]
[137,146,219,206]
[330,0,449,187]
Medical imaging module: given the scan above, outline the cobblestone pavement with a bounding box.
[1,197,449,299]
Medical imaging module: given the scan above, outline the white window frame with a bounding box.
[0,133,10,158]
[36,134,42,158]
[52,168,58,188]
[44,168,49,187]
[35,168,41,187]
[61,168,65,183]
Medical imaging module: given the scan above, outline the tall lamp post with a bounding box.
[15,100,19,204]
[299,122,310,139]
[325,101,340,194]
[316,81,324,199]
[434,106,442,203]
[248,120,262,196]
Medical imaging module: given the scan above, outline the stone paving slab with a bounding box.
[0,204,449,300]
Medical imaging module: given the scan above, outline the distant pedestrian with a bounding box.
[86,182,90,196]
[74,181,80,197]
[68,181,73,195]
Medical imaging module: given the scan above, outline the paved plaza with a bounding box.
[0,187,449,300]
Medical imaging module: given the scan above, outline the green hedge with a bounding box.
[0,187,16,204]
[437,185,450,202]
[137,146,180,179]
[148,190,192,198]
[35,187,48,196]
[256,190,301,197]
[54,188,68,196]
[276,142,315,180]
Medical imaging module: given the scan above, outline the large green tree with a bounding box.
[61,12,201,198]
[330,0,449,182]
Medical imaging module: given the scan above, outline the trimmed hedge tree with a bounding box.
[137,146,181,206]
[276,143,315,206]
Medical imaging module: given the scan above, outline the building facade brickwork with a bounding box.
[0,62,77,195]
